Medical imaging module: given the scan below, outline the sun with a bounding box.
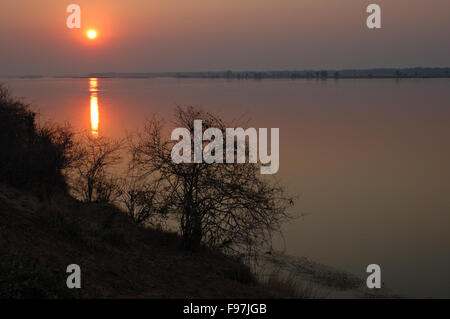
[87,30,97,40]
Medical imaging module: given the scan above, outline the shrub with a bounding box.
[0,84,75,200]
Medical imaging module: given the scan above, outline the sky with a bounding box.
[1,0,450,75]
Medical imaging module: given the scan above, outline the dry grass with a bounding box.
[262,271,326,299]
[0,183,299,299]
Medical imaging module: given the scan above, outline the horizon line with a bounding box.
[1,66,450,79]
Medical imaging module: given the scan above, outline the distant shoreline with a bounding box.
[2,67,450,80]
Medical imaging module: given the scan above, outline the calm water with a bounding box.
[3,77,450,298]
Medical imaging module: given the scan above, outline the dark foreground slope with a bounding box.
[0,184,288,299]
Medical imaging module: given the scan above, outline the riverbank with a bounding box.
[0,184,295,298]
[255,252,400,299]
[0,183,399,299]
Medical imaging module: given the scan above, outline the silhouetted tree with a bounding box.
[117,165,169,224]
[130,107,295,254]
[67,134,122,203]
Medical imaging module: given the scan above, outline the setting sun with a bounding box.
[87,30,97,39]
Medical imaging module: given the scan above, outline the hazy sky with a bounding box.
[1,0,450,75]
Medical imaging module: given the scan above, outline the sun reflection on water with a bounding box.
[89,78,99,137]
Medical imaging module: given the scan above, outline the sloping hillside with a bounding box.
[0,184,289,298]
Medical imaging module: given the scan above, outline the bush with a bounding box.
[0,84,75,200]
[65,134,122,204]
[130,106,295,253]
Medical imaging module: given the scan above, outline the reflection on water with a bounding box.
[89,78,99,137]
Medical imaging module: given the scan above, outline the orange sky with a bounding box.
[1,0,450,75]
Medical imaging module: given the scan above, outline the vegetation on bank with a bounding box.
[0,183,296,298]
[0,85,75,201]
[0,84,298,298]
